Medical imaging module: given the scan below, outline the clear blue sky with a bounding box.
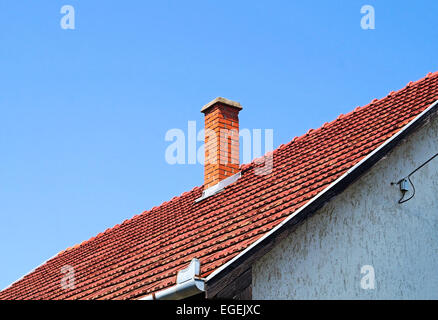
[1,0,437,290]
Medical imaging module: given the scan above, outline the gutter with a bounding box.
[140,278,205,300]
[205,99,438,287]
[140,258,205,300]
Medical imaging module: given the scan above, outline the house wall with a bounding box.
[252,112,438,299]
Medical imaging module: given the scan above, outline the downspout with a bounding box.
[140,258,205,300]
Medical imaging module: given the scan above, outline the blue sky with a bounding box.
[0,0,437,290]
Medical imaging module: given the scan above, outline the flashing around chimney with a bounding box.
[195,172,241,203]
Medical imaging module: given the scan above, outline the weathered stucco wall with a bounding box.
[252,112,438,299]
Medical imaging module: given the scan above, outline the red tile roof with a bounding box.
[1,72,438,300]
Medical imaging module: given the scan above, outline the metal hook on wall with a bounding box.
[391,153,438,204]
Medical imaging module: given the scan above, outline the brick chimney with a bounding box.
[201,97,242,189]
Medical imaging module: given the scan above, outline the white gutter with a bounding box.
[140,278,205,300]
[140,258,205,300]
[205,99,438,283]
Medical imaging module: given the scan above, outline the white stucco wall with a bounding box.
[252,113,438,299]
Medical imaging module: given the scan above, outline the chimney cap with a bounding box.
[201,97,242,113]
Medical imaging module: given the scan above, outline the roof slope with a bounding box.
[1,72,438,300]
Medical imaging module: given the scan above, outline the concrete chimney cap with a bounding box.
[201,97,243,113]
